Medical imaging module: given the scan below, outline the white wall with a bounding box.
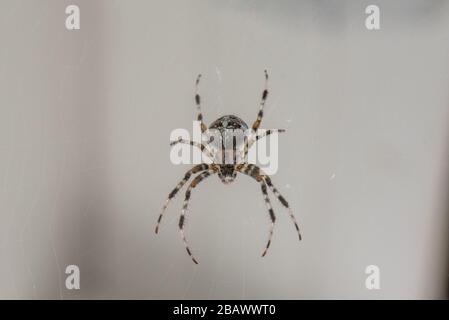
[0,0,448,299]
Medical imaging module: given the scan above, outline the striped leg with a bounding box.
[234,164,277,256]
[236,164,302,241]
[195,74,207,133]
[251,70,269,131]
[254,129,285,143]
[155,164,210,234]
[260,181,276,257]
[170,138,216,162]
[264,176,302,241]
[179,169,216,264]
[239,71,270,162]
[240,129,286,162]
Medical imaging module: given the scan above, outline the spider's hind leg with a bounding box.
[264,176,302,241]
[155,164,210,234]
[179,168,217,264]
[236,164,302,242]
[260,181,276,257]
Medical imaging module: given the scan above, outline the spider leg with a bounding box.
[264,175,302,241]
[236,164,302,241]
[170,138,216,162]
[251,70,269,131]
[240,129,286,162]
[238,70,270,162]
[179,169,217,264]
[260,181,276,257]
[254,129,285,143]
[155,164,211,234]
[234,164,276,256]
[195,74,207,133]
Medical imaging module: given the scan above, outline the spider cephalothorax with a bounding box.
[155,70,302,264]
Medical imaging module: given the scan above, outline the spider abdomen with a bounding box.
[209,115,249,165]
[209,115,249,132]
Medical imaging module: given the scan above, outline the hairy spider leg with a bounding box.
[234,164,276,256]
[240,70,270,161]
[240,129,286,162]
[179,169,217,264]
[170,138,216,162]
[155,164,212,234]
[236,164,302,242]
[195,74,207,133]
[251,70,269,131]
[260,181,276,257]
[264,175,302,241]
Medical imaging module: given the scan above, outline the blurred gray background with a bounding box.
[0,0,448,299]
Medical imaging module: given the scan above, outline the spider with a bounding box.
[155,70,302,264]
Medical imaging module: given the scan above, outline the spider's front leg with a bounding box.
[239,70,273,161]
[155,163,211,234]
[179,168,217,264]
[251,70,269,131]
[195,74,207,133]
